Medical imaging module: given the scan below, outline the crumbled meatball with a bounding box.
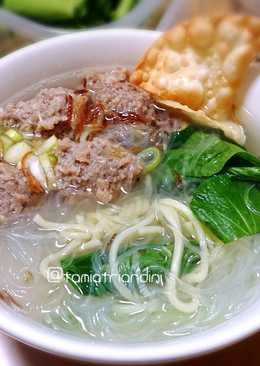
[0,87,72,136]
[83,68,179,132]
[0,162,33,218]
[0,68,179,140]
[55,137,143,203]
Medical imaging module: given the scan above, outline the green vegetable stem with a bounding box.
[3,0,140,26]
[3,0,86,21]
[112,0,137,20]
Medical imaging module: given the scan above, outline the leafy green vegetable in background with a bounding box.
[61,242,200,297]
[2,0,139,27]
[112,0,138,20]
[191,175,260,243]
[3,0,86,21]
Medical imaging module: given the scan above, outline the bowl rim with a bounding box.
[0,28,260,364]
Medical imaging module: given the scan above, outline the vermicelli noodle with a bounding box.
[0,179,260,341]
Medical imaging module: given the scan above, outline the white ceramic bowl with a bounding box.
[0,29,260,364]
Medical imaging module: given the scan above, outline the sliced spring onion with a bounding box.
[0,134,13,151]
[5,129,23,143]
[29,155,49,192]
[39,153,56,189]
[138,147,161,173]
[4,141,32,165]
[22,153,48,193]
[37,135,58,155]
[48,153,58,167]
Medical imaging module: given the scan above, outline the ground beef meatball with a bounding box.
[83,68,178,132]
[0,87,72,136]
[0,68,179,141]
[0,162,32,219]
[55,137,143,203]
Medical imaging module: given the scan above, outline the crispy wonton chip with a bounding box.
[131,15,260,144]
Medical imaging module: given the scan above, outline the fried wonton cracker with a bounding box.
[131,15,260,144]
